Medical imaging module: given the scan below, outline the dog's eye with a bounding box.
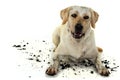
[83,16,89,19]
[71,14,77,18]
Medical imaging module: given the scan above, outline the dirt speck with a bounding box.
[36,59,41,62]
[28,58,34,60]
[49,50,52,52]
[47,62,50,64]
[43,40,45,42]
[74,73,77,75]
[90,71,94,74]
[13,45,21,47]
[73,68,76,71]
[39,50,42,52]
[105,65,110,69]
[23,45,26,47]
[82,70,84,72]
[28,76,31,78]
[26,42,29,44]
[18,65,21,67]
[43,60,45,62]
[41,66,43,68]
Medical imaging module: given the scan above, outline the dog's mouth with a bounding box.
[71,32,85,39]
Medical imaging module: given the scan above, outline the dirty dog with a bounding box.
[46,6,110,76]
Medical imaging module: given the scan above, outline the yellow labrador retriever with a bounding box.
[46,6,110,76]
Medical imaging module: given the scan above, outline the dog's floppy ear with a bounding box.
[60,7,71,24]
[90,9,99,28]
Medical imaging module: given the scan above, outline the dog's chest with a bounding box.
[68,41,88,59]
[64,37,95,59]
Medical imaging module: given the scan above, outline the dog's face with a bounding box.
[61,6,99,39]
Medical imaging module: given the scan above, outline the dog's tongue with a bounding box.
[74,32,82,38]
[75,32,81,36]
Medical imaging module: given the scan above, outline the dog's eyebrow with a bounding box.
[79,10,91,17]
[70,9,78,13]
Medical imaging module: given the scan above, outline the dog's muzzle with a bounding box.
[71,23,85,39]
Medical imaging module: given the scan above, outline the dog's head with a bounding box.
[60,6,99,39]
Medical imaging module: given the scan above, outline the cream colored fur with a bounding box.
[46,6,110,76]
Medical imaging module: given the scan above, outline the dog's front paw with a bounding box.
[98,67,110,76]
[46,66,58,76]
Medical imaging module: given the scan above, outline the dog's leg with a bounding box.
[46,43,64,76]
[95,54,110,76]
[52,27,60,52]
[46,53,59,76]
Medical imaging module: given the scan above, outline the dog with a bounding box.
[46,6,110,76]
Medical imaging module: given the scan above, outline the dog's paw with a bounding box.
[46,66,58,76]
[98,67,110,76]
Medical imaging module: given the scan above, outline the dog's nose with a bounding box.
[75,23,83,32]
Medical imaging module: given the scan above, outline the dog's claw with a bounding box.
[46,66,58,76]
[99,67,110,76]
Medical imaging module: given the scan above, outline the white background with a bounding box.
[0,0,120,80]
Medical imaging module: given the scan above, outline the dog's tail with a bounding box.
[97,47,103,53]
